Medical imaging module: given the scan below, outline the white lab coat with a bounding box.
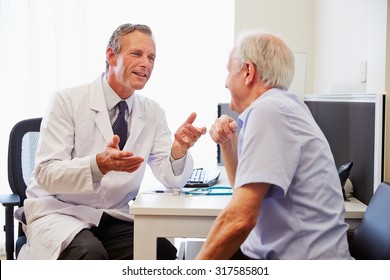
[17,75,194,259]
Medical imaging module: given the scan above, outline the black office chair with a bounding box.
[337,162,353,201]
[348,181,390,259]
[0,117,42,260]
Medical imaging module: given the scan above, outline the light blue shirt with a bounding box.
[236,88,352,259]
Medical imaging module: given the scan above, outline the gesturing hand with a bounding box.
[96,135,144,174]
[171,112,207,160]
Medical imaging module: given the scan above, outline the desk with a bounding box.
[130,192,367,260]
[131,167,367,260]
[131,193,230,259]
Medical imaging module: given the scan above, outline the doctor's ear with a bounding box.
[106,48,117,68]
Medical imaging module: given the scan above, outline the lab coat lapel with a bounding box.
[126,95,146,148]
[89,77,113,144]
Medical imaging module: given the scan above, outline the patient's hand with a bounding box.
[209,114,238,145]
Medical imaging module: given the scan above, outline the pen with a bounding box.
[154,189,182,195]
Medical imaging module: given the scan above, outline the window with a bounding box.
[0,0,234,250]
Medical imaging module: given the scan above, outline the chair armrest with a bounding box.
[0,194,20,207]
[0,194,20,260]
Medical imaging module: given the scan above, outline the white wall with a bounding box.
[234,0,388,96]
[0,0,234,256]
[313,0,389,180]
[314,0,387,94]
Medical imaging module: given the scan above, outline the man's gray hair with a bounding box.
[235,30,295,90]
[105,23,153,72]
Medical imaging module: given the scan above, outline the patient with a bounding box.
[196,30,352,260]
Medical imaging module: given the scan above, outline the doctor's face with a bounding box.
[107,31,156,98]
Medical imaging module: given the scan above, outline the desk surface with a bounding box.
[131,192,366,219]
[131,193,230,216]
[344,197,367,219]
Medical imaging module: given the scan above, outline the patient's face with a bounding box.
[225,49,246,114]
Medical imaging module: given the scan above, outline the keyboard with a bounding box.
[184,168,220,188]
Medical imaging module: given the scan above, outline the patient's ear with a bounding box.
[244,62,256,85]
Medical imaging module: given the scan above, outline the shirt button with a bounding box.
[103,199,108,203]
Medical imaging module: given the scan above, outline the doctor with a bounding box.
[17,23,206,260]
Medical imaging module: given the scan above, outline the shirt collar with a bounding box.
[237,88,281,128]
[102,74,134,114]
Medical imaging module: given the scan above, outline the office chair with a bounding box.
[0,117,42,260]
[348,181,390,259]
[337,162,353,201]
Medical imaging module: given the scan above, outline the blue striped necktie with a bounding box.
[112,101,128,150]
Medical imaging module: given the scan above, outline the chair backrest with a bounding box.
[8,118,42,206]
[349,181,390,259]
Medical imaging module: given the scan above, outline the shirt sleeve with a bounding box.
[170,153,187,176]
[235,101,300,196]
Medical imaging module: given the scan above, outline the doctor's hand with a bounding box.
[171,112,207,160]
[209,114,238,145]
[96,135,144,174]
